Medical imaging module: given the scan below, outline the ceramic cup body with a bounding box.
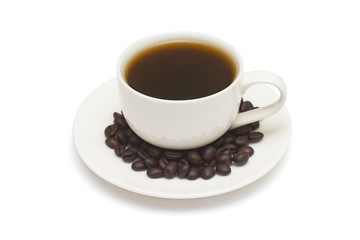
[116,32,286,149]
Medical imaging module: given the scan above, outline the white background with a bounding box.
[1,0,359,239]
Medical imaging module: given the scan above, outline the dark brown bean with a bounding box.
[239,146,254,157]
[250,121,260,130]
[113,112,123,119]
[187,151,202,165]
[216,147,230,156]
[122,148,137,162]
[104,124,118,137]
[239,98,243,112]
[216,153,232,166]
[200,165,215,180]
[177,159,190,178]
[115,130,128,145]
[248,132,264,143]
[128,134,142,146]
[198,161,206,171]
[216,163,231,176]
[186,166,199,180]
[210,159,217,167]
[212,137,224,148]
[140,142,151,152]
[144,157,158,168]
[240,101,253,112]
[234,135,249,147]
[114,145,126,157]
[137,149,149,160]
[216,143,238,156]
[105,137,119,149]
[233,151,249,166]
[164,150,182,161]
[158,157,169,169]
[147,146,162,159]
[164,161,178,179]
[114,114,129,130]
[125,128,135,137]
[127,146,139,152]
[232,125,252,136]
[202,145,216,162]
[131,159,147,171]
[147,167,163,178]
[223,134,235,144]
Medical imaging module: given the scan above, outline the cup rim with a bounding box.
[116,31,244,104]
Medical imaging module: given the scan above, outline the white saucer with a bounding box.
[73,78,291,199]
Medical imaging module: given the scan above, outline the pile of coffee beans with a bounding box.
[104,99,264,180]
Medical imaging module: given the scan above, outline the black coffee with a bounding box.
[125,41,237,100]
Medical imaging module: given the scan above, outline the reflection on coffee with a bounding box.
[125,41,237,100]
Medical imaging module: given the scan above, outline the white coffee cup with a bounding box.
[116,32,286,150]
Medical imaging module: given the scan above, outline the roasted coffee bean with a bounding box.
[105,137,119,149]
[240,101,253,112]
[114,145,126,157]
[210,159,217,167]
[131,159,147,171]
[147,167,163,178]
[216,163,231,176]
[223,134,235,144]
[115,130,128,145]
[216,153,232,166]
[234,135,249,147]
[137,149,149,160]
[200,165,215,180]
[250,121,260,130]
[164,150,182,161]
[198,161,206,171]
[177,164,190,178]
[104,124,118,137]
[232,125,252,136]
[212,137,224,148]
[128,134,142,146]
[164,161,178,179]
[147,146,162,159]
[248,132,264,143]
[158,157,169,169]
[144,157,158,168]
[239,98,243,112]
[216,147,230,156]
[202,145,216,162]
[122,148,137,162]
[125,128,135,137]
[127,146,139,152]
[224,143,238,151]
[239,146,254,157]
[233,151,249,166]
[177,159,190,178]
[186,166,199,180]
[187,151,202,165]
[140,142,151,151]
[113,113,129,130]
[216,143,238,156]
[178,158,189,166]
[113,112,123,119]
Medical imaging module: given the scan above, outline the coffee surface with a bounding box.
[125,41,236,100]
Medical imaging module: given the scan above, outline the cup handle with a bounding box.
[230,71,287,129]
